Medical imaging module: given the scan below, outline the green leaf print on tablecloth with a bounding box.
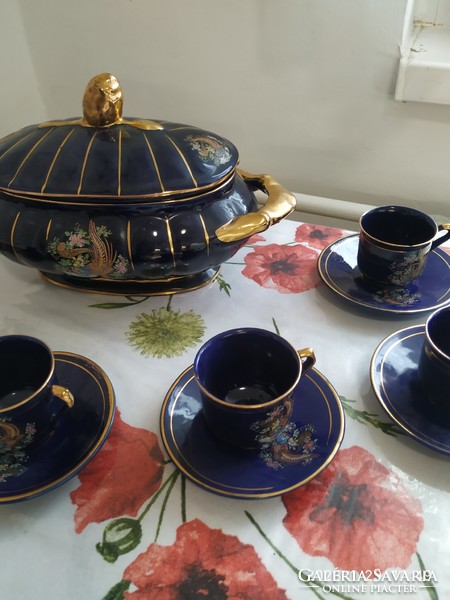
[340,396,405,437]
[216,273,232,296]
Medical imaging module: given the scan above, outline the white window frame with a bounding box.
[396,0,450,104]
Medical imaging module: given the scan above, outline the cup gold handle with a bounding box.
[215,169,296,242]
[52,385,75,408]
[297,347,316,374]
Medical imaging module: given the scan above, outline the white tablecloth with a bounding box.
[0,218,448,600]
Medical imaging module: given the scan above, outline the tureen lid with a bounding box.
[0,73,239,202]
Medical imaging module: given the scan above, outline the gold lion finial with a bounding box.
[39,74,164,130]
[82,73,123,127]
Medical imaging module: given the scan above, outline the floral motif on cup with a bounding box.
[388,253,424,286]
[282,445,424,571]
[123,519,289,600]
[250,399,292,444]
[0,418,36,482]
[259,422,318,470]
[185,135,232,166]
[250,400,318,469]
[48,220,129,278]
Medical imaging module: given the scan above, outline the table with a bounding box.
[0,217,448,600]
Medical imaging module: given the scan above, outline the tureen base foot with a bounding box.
[39,268,220,296]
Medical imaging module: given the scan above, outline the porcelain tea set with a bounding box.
[319,204,450,456]
[1,75,449,503]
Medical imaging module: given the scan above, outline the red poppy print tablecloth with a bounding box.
[0,218,448,600]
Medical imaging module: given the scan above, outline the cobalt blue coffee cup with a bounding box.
[0,335,74,453]
[418,307,450,410]
[194,328,316,449]
[357,205,450,289]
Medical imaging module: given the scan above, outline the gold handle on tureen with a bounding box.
[215,169,296,243]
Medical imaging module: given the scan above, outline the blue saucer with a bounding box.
[0,352,115,503]
[371,325,450,455]
[318,234,450,314]
[160,366,345,499]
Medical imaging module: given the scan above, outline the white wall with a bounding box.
[2,0,449,218]
[0,1,47,132]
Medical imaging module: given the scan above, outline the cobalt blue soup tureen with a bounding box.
[0,73,295,295]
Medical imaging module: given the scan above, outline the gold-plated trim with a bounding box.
[49,271,206,284]
[0,337,55,413]
[425,312,450,362]
[318,234,450,314]
[143,133,164,192]
[41,128,75,193]
[77,131,97,195]
[51,385,75,408]
[160,366,344,499]
[168,371,274,493]
[370,327,449,451]
[7,128,54,188]
[45,219,52,241]
[39,73,163,131]
[0,129,37,162]
[359,211,450,250]
[166,135,198,188]
[165,217,176,267]
[196,340,308,411]
[166,126,198,132]
[0,130,22,146]
[117,129,122,195]
[311,370,334,443]
[39,117,165,131]
[198,213,210,255]
[0,352,115,503]
[0,171,234,203]
[359,233,422,253]
[10,212,23,264]
[360,225,436,249]
[297,347,316,374]
[196,367,301,411]
[126,220,134,270]
[436,282,450,308]
[39,268,220,296]
[215,169,295,242]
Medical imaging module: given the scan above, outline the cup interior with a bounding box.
[195,329,299,406]
[361,206,436,246]
[0,336,53,410]
[427,309,450,359]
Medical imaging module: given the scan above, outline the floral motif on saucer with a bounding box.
[371,325,450,455]
[160,366,345,499]
[0,419,36,482]
[0,352,115,503]
[257,422,319,470]
[318,234,450,314]
[248,399,319,468]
